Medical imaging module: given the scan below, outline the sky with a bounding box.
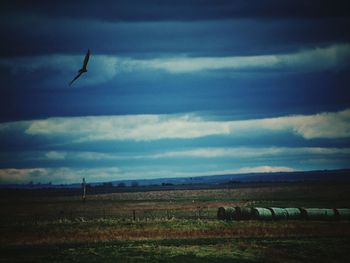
[1,0,350,184]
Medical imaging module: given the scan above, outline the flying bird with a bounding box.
[69,49,90,86]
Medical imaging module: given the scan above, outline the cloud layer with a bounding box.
[1,109,349,183]
[21,108,350,141]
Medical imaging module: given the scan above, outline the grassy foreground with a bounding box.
[1,236,349,263]
[1,219,350,262]
[1,183,350,262]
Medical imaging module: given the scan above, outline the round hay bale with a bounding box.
[334,208,350,220]
[284,208,302,219]
[301,208,336,220]
[236,207,253,220]
[269,207,288,220]
[225,207,237,220]
[217,207,226,220]
[252,207,273,220]
[217,207,239,220]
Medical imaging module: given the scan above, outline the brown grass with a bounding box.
[1,183,349,247]
[2,220,350,245]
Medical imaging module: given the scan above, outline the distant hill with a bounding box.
[1,169,349,189]
[110,169,350,187]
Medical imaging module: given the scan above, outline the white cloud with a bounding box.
[178,166,295,176]
[118,166,296,179]
[1,44,349,86]
[233,166,295,174]
[122,43,350,73]
[5,146,350,166]
[42,151,126,161]
[149,147,350,159]
[257,109,350,139]
[22,147,349,164]
[20,108,350,141]
[0,168,48,184]
[24,114,229,141]
[0,167,122,184]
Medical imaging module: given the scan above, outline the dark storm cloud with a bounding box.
[1,16,350,57]
[1,66,349,122]
[2,0,349,22]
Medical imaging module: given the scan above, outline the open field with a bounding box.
[1,182,350,262]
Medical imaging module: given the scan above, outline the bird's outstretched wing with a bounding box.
[82,49,90,70]
[69,71,83,86]
[69,49,90,86]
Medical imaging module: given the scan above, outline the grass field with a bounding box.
[1,182,350,262]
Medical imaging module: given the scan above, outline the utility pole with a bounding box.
[82,177,86,202]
